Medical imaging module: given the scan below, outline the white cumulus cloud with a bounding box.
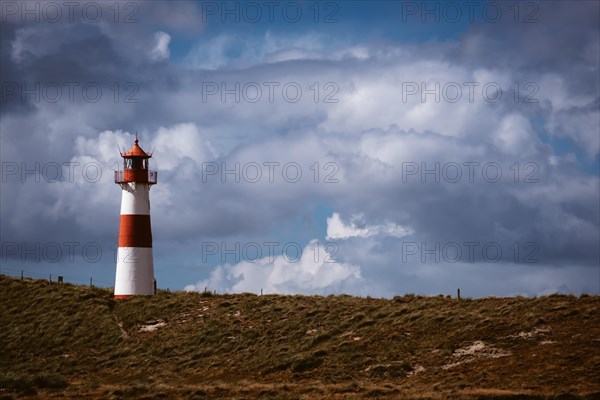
[185,240,363,295]
[326,212,413,240]
[149,31,171,61]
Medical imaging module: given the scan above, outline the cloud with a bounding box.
[326,212,412,240]
[1,2,598,295]
[184,240,363,295]
[149,31,171,61]
[182,31,328,70]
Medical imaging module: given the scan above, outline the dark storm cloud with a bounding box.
[449,1,600,154]
[0,19,34,115]
[453,1,599,70]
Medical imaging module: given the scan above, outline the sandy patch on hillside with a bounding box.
[139,320,166,332]
[509,327,551,340]
[443,341,511,369]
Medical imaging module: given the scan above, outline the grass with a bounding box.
[1,275,599,399]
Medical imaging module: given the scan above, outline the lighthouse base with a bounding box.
[114,295,134,300]
[114,247,155,297]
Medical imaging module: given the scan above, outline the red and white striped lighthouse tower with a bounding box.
[113,136,157,299]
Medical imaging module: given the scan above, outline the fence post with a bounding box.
[90,277,93,288]
[260,288,263,296]
[21,270,23,280]
[49,274,52,284]
[457,288,461,300]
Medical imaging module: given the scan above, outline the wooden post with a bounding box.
[21,270,23,280]
[260,288,263,296]
[49,274,52,284]
[90,277,93,287]
[153,279,157,295]
[457,288,461,300]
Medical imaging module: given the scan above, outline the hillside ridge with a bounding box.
[1,275,599,399]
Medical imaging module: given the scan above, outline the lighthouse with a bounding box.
[113,136,157,298]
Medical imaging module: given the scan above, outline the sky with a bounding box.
[0,0,599,297]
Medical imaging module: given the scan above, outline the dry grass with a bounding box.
[1,275,599,399]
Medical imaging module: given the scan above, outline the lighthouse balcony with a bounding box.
[115,170,157,184]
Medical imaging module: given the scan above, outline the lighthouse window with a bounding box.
[124,157,149,169]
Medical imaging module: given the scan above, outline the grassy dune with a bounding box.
[1,275,599,399]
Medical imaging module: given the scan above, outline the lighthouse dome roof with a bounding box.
[122,137,151,158]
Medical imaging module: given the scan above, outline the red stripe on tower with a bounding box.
[118,215,153,248]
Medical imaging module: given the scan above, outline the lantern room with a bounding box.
[114,136,157,185]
